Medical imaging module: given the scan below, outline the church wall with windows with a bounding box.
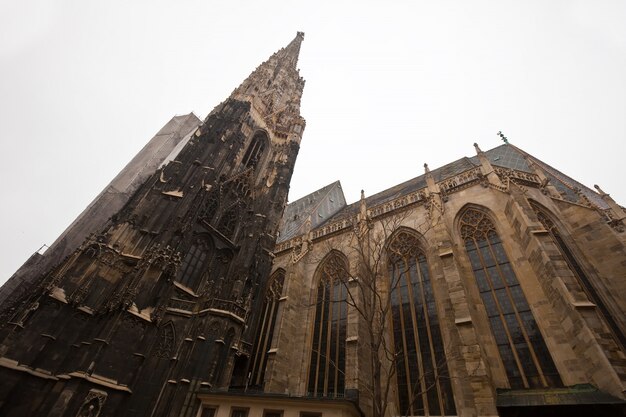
[261,143,626,417]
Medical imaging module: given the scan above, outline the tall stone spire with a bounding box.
[277,31,305,69]
[0,34,308,417]
[230,32,306,140]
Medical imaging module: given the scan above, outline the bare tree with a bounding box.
[308,194,456,417]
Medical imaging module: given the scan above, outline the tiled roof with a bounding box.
[278,181,346,242]
[507,145,608,209]
[279,144,607,239]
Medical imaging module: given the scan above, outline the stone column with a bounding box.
[425,163,498,417]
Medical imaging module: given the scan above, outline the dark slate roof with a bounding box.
[514,146,608,209]
[278,144,607,240]
[278,181,346,242]
[317,155,483,226]
[476,144,532,172]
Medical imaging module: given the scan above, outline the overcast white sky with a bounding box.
[1,1,625,284]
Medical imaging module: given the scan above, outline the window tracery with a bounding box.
[202,190,220,223]
[388,230,456,416]
[153,321,175,359]
[218,209,238,240]
[75,389,107,417]
[249,269,286,387]
[307,252,348,398]
[459,207,561,388]
[177,239,212,290]
[242,131,268,169]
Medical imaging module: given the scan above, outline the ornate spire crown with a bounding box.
[279,31,305,69]
[231,32,306,126]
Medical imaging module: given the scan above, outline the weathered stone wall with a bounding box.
[0,113,202,308]
[268,155,626,417]
[0,33,307,417]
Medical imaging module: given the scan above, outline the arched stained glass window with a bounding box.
[177,240,212,290]
[388,230,456,416]
[460,207,562,388]
[249,269,286,387]
[307,252,348,398]
[531,203,626,351]
[242,131,268,169]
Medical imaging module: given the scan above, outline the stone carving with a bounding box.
[424,192,445,222]
[14,301,40,326]
[153,321,176,359]
[460,208,497,242]
[150,303,167,324]
[75,389,107,417]
[202,189,220,222]
[320,252,349,281]
[606,212,626,233]
[388,230,422,263]
[440,167,482,194]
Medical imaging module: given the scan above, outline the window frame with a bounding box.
[306,251,348,398]
[458,207,562,389]
[387,229,456,416]
[230,406,249,417]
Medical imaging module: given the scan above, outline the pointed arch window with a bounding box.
[153,321,176,359]
[249,269,286,387]
[218,209,238,241]
[388,230,456,416]
[177,239,212,290]
[202,190,220,223]
[307,252,348,398]
[242,131,268,169]
[460,208,561,388]
[531,203,626,350]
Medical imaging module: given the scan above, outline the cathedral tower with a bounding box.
[0,33,306,417]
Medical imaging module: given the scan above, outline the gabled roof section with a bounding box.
[316,156,481,225]
[508,144,608,209]
[278,181,346,242]
[472,144,532,173]
[312,144,607,230]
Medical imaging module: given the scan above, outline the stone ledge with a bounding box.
[0,356,59,381]
[455,316,473,325]
[67,371,132,393]
[572,301,596,309]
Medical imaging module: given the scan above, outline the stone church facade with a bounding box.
[1,33,625,417]
[260,143,626,417]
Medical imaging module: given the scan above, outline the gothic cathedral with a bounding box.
[1,33,625,417]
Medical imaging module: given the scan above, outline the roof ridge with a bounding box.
[286,180,341,206]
